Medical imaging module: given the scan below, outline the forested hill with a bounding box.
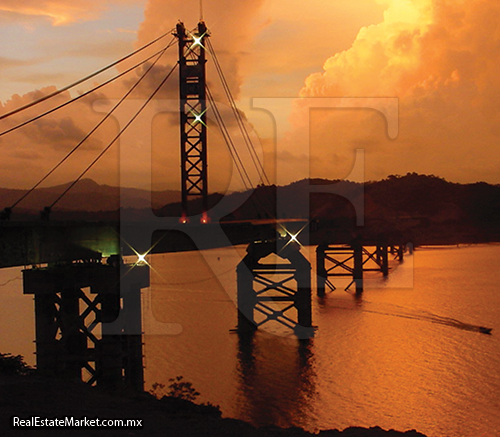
[158,173,500,224]
[4,174,500,242]
[157,173,500,242]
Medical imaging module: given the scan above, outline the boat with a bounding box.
[479,327,492,335]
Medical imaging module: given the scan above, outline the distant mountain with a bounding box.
[157,173,500,242]
[158,173,498,221]
[0,179,181,215]
[3,174,500,243]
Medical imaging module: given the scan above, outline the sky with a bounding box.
[0,0,499,193]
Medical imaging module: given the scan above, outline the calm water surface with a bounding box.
[144,244,500,437]
[1,244,499,436]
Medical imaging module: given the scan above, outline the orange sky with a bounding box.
[0,0,499,192]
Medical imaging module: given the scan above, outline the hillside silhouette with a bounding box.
[2,174,499,243]
[0,179,180,218]
[156,173,500,243]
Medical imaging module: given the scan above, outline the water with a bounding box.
[1,244,500,436]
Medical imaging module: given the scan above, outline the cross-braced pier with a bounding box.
[237,239,313,337]
[316,241,407,296]
[23,261,149,390]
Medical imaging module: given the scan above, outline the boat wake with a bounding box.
[327,300,493,335]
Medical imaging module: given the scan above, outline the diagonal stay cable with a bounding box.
[0,37,177,139]
[9,41,174,210]
[0,28,176,122]
[206,85,252,191]
[207,84,274,219]
[206,38,278,221]
[207,39,270,186]
[47,63,179,209]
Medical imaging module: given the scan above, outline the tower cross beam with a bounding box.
[175,21,209,222]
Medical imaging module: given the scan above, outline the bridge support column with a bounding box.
[376,244,389,277]
[237,240,312,337]
[314,245,363,295]
[122,284,145,392]
[60,287,86,379]
[23,262,149,390]
[237,259,257,334]
[33,293,61,373]
[316,245,327,298]
[353,243,364,295]
[397,244,404,262]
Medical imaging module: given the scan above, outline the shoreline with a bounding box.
[1,373,428,437]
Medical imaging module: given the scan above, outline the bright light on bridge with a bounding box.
[278,223,309,252]
[129,247,151,267]
[136,253,148,265]
[190,31,207,49]
[190,108,208,127]
[288,232,300,244]
[192,35,203,48]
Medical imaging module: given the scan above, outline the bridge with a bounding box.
[0,20,410,391]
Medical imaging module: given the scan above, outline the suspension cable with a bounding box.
[185,49,253,190]
[47,63,179,209]
[0,28,175,122]
[0,38,177,139]
[184,45,271,218]
[9,42,173,211]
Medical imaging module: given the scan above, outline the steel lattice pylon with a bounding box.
[23,262,149,391]
[175,21,209,222]
[237,239,313,338]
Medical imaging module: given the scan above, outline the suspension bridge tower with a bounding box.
[175,21,209,223]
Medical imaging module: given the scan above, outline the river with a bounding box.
[1,244,499,436]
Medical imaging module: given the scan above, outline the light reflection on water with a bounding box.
[144,245,500,437]
[1,245,499,436]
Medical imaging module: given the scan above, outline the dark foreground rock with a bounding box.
[0,374,427,437]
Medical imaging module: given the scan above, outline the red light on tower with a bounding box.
[201,212,209,224]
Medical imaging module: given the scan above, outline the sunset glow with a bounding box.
[0,0,499,191]
[2,4,500,436]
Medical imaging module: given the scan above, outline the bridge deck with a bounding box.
[0,219,467,269]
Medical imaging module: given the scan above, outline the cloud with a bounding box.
[4,0,500,192]
[23,117,99,151]
[281,0,500,184]
[0,86,118,188]
[241,0,385,98]
[0,56,35,68]
[0,0,139,25]
[121,61,178,100]
[123,0,269,192]
[0,1,102,25]
[136,0,266,99]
